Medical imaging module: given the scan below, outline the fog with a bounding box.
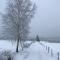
[30,0,60,37]
[0,0,60,38]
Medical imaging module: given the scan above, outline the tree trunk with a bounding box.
[16,39,19,52]
[16,24,19,52]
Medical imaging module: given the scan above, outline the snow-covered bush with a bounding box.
[23,41,33,48]
[0,55,7,60]
[0,50,14,60]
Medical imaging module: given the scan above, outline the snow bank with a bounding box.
[40,41,60,52]
[14,42,56,60]
[0,40,16,52]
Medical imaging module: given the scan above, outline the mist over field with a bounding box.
[0,0,60,60]
[0,0,60,39]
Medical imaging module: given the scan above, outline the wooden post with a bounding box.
[48,47,50,53]
[8,56,11,60]
[46,46,47,50]
[57,52,59,60]
[51,49,53,56]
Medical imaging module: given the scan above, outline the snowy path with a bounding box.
[13,42,56,60]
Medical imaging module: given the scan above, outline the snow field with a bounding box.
[13,42,56,60]
[0,40,59,60]
[40,41,60,60]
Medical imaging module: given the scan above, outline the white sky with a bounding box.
[30,0,60,37]
[0,0,60,38]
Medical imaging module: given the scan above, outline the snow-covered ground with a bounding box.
[13,42,57,60]
[40,41,60,52]
[0,40,59,60]
[0,40,16,52]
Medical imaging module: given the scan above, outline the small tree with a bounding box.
[36,35,40,42]
[1,0,36,52]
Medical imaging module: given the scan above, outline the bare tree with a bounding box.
[1,0,36,52]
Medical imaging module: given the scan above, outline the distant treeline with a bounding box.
[40,37,60,43]
[0,37,60,43]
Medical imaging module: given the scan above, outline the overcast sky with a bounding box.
[0,0,60,37]
[30,0,60,37]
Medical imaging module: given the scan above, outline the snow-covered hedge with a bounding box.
[0,50,14,60]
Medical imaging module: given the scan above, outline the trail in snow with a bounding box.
[25,42,42,60]
[13,42,57,60]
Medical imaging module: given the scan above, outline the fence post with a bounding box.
[46,46,47,50]
[48,47,50,53]
[51,49,53,56]
[57,52,59,60]
[8,57,11,60]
